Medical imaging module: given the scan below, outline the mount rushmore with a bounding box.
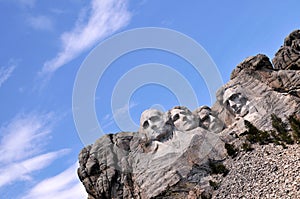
[78,30,300,198]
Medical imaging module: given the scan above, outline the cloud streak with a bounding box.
[22,162,87,199]
[0,149,69,187]
[27,15,54,31]
[102,101,138,130]
[0,113,52,163]
[19,0,36,8]
[0,64,16,88]
[41,0,131,74]
[0,112,70,188]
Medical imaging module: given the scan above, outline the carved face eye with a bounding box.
[149,116,160,122]
[229,93,240,101]
[143,121,149,129]
[201,114,210,122]
[180,110,189,115]
[172,113,179,122]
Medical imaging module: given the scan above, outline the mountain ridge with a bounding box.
[78,30,300,199]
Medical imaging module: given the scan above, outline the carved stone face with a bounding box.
[223,88,248,115]
[169,106,199,131]
[139,109,170,140]
[195,106,211,121]
[193,106,224,133]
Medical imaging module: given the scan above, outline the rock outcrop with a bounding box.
[273,30,300,70]
[78,30,300,198]
[78,108,227,199]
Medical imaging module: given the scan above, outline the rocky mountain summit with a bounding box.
[78,30,300,199]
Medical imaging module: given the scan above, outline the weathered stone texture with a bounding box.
[78,30,300,199]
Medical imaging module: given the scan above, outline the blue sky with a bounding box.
[0,0,300,198]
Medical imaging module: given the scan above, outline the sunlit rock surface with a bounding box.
[78,30,300,199]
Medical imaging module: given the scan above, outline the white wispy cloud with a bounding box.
[19,0,36,8]
[0,64,16,88]
[0,113,52,163]
[0,149,69,187]
[102,101,138,129]
[0,112,70,188]
[114,101,138,119]
[41,0,131,74]
[27,15,54,31]
[22,162,87,199]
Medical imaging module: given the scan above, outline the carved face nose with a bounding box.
[229,100,236,108]
[229,100,240,112]
[182,116,188,122]
[151,125,158,130]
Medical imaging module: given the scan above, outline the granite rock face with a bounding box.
[78,30,300,198]
[273,30,300,70]
[78,109,227,199]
